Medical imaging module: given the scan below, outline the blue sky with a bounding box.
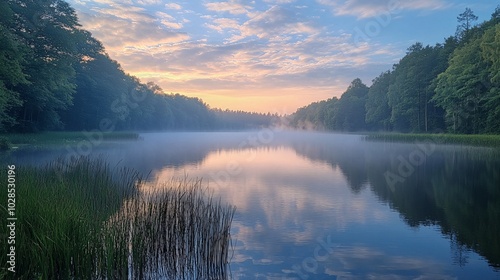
[67,0,499,113]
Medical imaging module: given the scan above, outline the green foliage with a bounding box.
[433,23,499,134]
[0,2,27,131]
[292,7,500,135]
[365,133,500,147]
[0,158,235,279]
[2,131,139,145]
[290,98,338,130]
[388,43,448,132]
[480,24,500,132]
[456,7,478,40]
[213,109,278,129]
[1,1,498,134]
[366,71,393,131]
[334,78,369,131]
[5,0,82,131]
[290,78,368,131]
[0,0,270,134]
[0,136,11,150]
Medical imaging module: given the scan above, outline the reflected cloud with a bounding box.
[9,131,500,278]
[321,246,455,280]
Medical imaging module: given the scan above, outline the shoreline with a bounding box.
[364,132,500,148]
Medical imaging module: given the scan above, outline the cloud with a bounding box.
[317,0,450,18]
[205,0,253,16]
[205,17,241,33]
[264,0,296,3]
[165,3,182,10]
[77,12,188,50]
[73,1,189,55]
[239,5,317,40]
[135,0,162,5]
[68,0,402,112]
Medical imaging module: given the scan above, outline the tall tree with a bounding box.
[365,71,392,131]
[480,23,500,132]
[8,0,81,131]
[456,7,478,41]
[388,43,448,132]
[334,78,369,131]
[0,2,27,131]
[433,36,491,134]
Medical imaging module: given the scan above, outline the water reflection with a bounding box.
[4,131,500,279]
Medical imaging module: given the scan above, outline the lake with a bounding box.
[5,131,500,279]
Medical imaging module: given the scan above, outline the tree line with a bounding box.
[291,7,500,134]
[0,0,275,133]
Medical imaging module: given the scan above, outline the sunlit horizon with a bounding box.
[67,0,497,114]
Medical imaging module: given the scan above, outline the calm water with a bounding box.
[5,131,500,279]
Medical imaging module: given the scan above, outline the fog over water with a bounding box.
[5,131,500,279]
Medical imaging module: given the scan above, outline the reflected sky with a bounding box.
[136,133,499,279]
[5,131,500,279]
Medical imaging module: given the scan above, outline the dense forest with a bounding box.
[1,1,499,134]
[291,7,500,134]
[0,0,276,133]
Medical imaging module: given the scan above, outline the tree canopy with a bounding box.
[291,6,500,134]
[0,0,275,133]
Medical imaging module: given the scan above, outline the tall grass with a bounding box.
[1,131,139,145]
[0,157,235,279]
[364,133,500,147]
[104,181,236,279]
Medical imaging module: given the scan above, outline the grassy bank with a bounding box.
[364,133,500,148]
[0,157,235,279]
[0,131,140,147]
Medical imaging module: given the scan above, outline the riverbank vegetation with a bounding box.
[291,7,500,135]
[1,131,139,147]
[364,133,500,147]
[0,1,277,134]
[0,157,235,279]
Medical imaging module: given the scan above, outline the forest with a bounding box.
[1,1,499,135]
[291,7,500,134]
[0,0,276,133]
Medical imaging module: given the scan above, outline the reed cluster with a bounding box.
[364,133,500,147]
[103,181,235,279]
[0,157,235,279]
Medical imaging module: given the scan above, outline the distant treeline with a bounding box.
[291,7,500,134]
[0,1,276,133]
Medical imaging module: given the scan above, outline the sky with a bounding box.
[66,0,498,114]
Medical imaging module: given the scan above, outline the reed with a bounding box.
[0,157,235,279]
[101,180,236,279]
[364,133,500,147]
